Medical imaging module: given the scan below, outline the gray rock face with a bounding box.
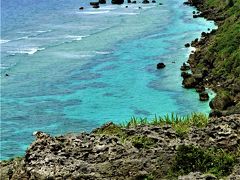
[1,115,240,179]
[178,172,217,180]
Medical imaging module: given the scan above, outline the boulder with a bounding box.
[159,3,163,5]
[199,92,209,101]
[184,43,190,48]
[142,0,150,3]
[152,0,156,3]
[210,29,217,34]
[183,2,191,5]
[195,85,205,93]
[193,14,199,18]
[112,0,124,4]
[92,4,100,8]
[99,0,106,4]
[90,2,99,5]
[209,110,222,117]
[209,92,233,110]
[157,63,166,69]
[79,7,84,10]
[190,0,203,6]
[191,38,199,46]
[132,0,137,3]
[180,63,190,71]
[201,32,208,37]
[181,72,192,78]
[182,76,196,88]
[128,0,131,3]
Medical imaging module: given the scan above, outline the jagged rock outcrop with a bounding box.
[1,115,240,179]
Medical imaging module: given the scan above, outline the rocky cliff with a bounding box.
[182,0,240,116]
[1,114,240,179]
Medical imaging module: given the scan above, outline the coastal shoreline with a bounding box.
[1,0,239,179]
[182,0,240,117]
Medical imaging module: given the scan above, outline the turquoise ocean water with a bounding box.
[1,0,216,159]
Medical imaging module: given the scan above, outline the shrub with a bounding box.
[170,145,237,178]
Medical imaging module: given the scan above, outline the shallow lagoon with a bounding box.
[1,0,216,159]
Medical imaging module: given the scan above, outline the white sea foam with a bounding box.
[15,30,52,41]
[99,6,117,10]
[55,52,94,59]
[35,30,52,33]
[0,62,16,70]
[96,51,111,55]
[0,64,9,69]
[7,47,45,55]
[79,11,110,14]
[66,35,86,41]
[113,12,139,15]
[17,31,29,34]
[0,39,10,44]
[142,5,155,9]
[16,36,29,40]
[18,30,52,34]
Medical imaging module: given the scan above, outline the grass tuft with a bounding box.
[130,136,155,149]
[121,113,208,136]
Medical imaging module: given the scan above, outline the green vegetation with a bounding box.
[95,123,125,136]
[96,112,238,177]
[122,112,208,128]
[209,15,240,80]
[122,113,208,136]
[169,145,239,178]
[95,113,208,144]
[131,136,156,149]
[195,0,240,103]
[96,113,208,137]
[95,112,238,178]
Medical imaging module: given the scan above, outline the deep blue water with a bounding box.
[1,0,216,160]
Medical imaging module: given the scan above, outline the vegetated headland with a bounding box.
[1,0,239,179]
[182,0,240,117]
